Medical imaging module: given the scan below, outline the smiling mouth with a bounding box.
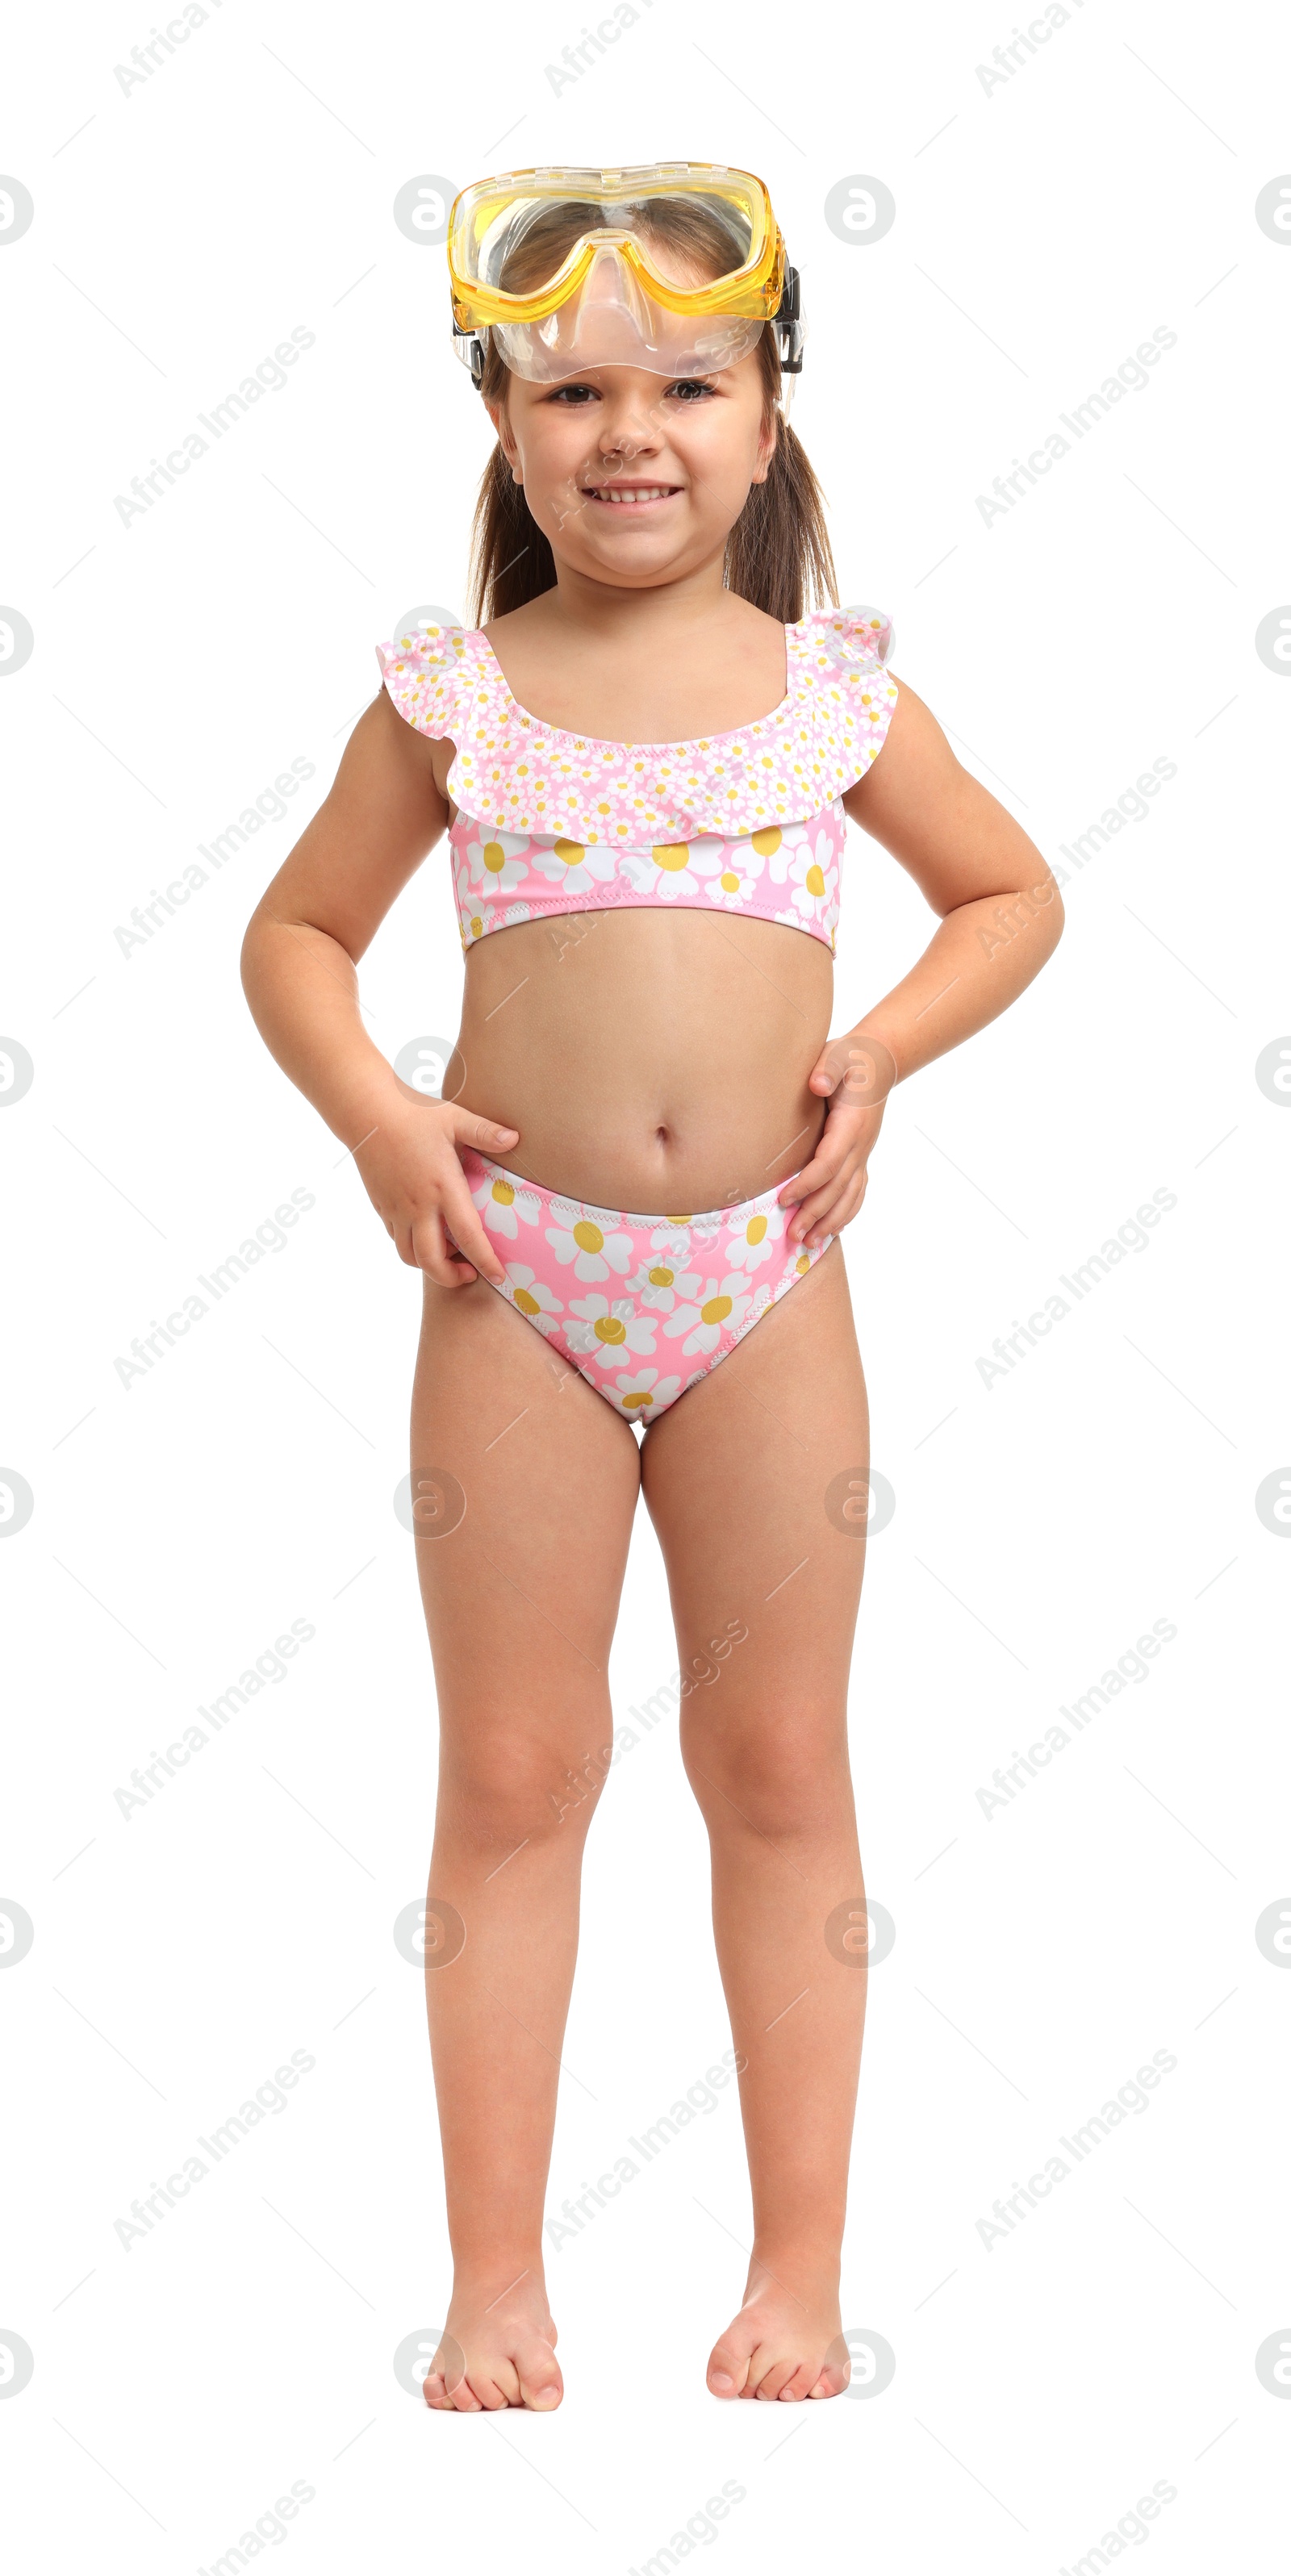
[584,482,683,507]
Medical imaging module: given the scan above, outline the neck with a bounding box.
[537,552,743,644]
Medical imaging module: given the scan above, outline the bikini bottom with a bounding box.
[453,1147,832,1426]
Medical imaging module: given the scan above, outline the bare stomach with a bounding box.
[448,904,833,1216]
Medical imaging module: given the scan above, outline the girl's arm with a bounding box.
[239,691,519,1286]
[779,679,1065,1246]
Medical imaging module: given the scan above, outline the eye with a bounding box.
[667,378,717,401]
[549,382,599,404]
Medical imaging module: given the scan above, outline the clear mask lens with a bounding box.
[492,240,764,381]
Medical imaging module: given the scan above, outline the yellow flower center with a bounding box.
[483,841,507,874]
[653,842,690,872]
[470,916,483,937]
[594,1314,627,1344]
[554,837,584,865]
[751,826,782,857]
[666,1213,692,1225]
[796,1252,810,1273]
[805,863,826,896]
[491,1179,515,1206]
[720,870,741,891]
[648,1267,674,1288]
[746,1216,767,1246]
[572,1219,604,1253]
[701,1294,733,1327]
[512,1288,540,1316]
[622,1389,654,1409]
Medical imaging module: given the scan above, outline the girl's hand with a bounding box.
[777,1031,898,1247]
[353,1091,520,1287]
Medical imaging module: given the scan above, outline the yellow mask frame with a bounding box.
[447,161,786,332]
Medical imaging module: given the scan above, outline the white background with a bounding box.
[2,0,1289,2566]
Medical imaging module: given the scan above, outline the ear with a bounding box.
[487,399,524,486]
[750,406,779,488]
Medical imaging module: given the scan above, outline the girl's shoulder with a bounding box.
[796,603,896,670]
[374,620,498,741]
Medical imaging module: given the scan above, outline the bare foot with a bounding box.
[706,2256,850,2402]
[423,2265,562,2411]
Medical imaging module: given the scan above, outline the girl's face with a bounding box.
[488,352,775,593]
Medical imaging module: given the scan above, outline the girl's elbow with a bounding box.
[1036,870,1065,950]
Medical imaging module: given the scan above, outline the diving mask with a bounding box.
[447,161,804,392]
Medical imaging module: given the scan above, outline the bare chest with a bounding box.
[485,623,789,747]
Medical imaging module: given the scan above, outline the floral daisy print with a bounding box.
[374,607,895,957]
[452,1151,834,1423]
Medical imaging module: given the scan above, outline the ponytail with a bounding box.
[467,299,838,627]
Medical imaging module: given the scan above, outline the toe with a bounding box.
[737,2336,784,2399]
[516,2343,563,2411]
[807,2361,851,2399]
[808,2334,851,2399]
[777,2361,817,2402]
[752,2353,799,2402]
[706,2337,749,2399]
[425,2331,469,2410]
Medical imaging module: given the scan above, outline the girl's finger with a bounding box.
[792,1169,865,1242]
[779,1146,844,1212]
[409,1210,476,1287]
[440,1188,508,1286]
[456,1110,520,1155]
[410,1209,477,1287]
[807,1173,871,1244]
[779,1112,872,1213]
[785,1159,862,1239]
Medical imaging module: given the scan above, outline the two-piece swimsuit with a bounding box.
[376,605,898,1426]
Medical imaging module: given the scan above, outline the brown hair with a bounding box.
[466,195,838,626]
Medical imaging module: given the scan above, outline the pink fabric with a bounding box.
[451,1149,831,1423]
[375,607,897,957]
[444,803,848,953]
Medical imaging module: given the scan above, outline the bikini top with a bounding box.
[375,604,897,957]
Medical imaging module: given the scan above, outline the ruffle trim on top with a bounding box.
[374,604,897,842]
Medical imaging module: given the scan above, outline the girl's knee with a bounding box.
[680,1708,852,1841]
[441,1734,615,1854]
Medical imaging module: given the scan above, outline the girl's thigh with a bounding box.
[639,1243,871,1781]
[410,1276,641,1768]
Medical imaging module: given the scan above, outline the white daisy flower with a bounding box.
[662,1274,754,1356]
[624,1259,703,1313]
[544,1213,634,1284]
[612,1367,683,1417]
[501,1263,562,1333]
[618,837,723,903]
[764,821,810,885]
[566,1293,658,1362]
[702,832,770,911]
[704,862,758,909]
[723,1206,784,1274]
[470,1171,541,1238]
[528,835,620,897]
[775,825,837,920]
[461,827,532,896]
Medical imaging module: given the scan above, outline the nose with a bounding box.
[594,378,666,458]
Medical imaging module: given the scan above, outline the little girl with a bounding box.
[240,163,1063,2409]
